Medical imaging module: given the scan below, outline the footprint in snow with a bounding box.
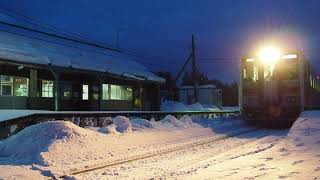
[278,175,289,179]
[296,143,304,147]
[292,160,304,165]
[265,157,273,161]
[299,118,308,124]
[294,137,301,142]
[289,172,300,175]
[279,148,287,152]
[260,167,277,171]
[315,167,320,172]
[252,164,265,169]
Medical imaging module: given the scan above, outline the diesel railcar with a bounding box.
[240,47,320,125]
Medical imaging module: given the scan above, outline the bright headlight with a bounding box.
[259,46,281,65]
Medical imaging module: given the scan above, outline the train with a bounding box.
[239,46,320,125]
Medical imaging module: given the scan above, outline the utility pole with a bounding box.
[191,34,199,102]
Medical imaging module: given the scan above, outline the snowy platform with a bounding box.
[0,109,239,124]
[2,111,318,179]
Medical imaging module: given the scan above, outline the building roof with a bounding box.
[0,24,165,83]
[179,84,217,90]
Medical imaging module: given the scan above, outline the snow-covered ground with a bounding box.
[160,101,220,111]
[0,111,320,179]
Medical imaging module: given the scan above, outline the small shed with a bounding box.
[178,85,222,108]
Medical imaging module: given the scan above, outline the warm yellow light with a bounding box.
[246,58,255,62]
[282,54,297,59]
[259,46,281,65]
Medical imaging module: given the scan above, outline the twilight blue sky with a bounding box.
[0,0,319,82]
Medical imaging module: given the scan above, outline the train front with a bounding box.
[240,46,304,125]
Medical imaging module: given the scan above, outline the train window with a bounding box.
[253,66,259,81]
[243,68,247,79]
[243,65,258,82]
[264,64,275,81]
[283,70,298,80]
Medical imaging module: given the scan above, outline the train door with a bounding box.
[263,63,279,105]
[240,58,261,109]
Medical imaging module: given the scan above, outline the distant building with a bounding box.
[178,85,222,108]
[0,30,164,111]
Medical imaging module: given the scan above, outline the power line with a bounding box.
[0,28,175,70]
[0,7,112,48]
[0,20,117,52]
[0,13,240,71]
[0,21,179,67]
[198,58,239,62]
[0,13,180,67]
[0,8,178,64]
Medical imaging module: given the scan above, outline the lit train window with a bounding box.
[253,66,259,81]
[243,65,258,82]
[264,64,275,81]
[243,68,247,79]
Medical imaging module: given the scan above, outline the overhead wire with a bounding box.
[0,7,240,71]
[0,8,179,65]
[0,7,112,48]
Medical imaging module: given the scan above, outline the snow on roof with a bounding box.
[0,30,165,83]
[179,84,217,89]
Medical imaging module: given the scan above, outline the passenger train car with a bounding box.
[239,47,320,125]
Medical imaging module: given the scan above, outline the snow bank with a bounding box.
[131,118,154,129]
[0,121,94,164]
[187,103,204,111]
[160,101,189,111]
[98,124,119,134]
[286,111,320,151]
[112,116,132,133]
[161,101,219,111]
[160,115,187,128]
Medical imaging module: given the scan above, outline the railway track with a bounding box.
[60,127,261,178]
[152,130,286,179]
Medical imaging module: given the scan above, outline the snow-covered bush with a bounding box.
[113,116,132,133]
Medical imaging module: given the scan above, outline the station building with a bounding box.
[0,31,164,111]
[178,85,222,108]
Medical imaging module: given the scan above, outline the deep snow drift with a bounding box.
[1,114,241,178]
[1,111,320,179]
